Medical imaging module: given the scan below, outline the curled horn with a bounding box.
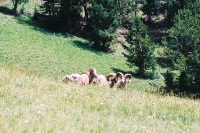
[116,72,123,79]
[106,73,116,81]
[124,74,132,83]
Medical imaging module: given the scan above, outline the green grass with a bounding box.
[1,9,200,133]
[0,13,133,78]
[1,62,200,133]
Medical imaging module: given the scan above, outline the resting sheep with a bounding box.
[105,72,132,89]
[63,69,132,89]
[115,72,132,89]
[63,68,97,85]
[106,73,118,88]
[80,68,98,84]
[92,74,109,87]
[92,72,121,88]
[62,74,80,84]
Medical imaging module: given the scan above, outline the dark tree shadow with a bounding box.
[72,40,104,56]
[0,6,13,15]
[0,6,101,55]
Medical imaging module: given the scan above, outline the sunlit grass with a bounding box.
[1,62,200,132]
[0,12,162,91]
[0,13,133,79]
[1,8,200,133]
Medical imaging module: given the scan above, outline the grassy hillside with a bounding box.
[0,12,161,91]
[0,13,132,77]
[1,62,200,133]
[0,11,200,132]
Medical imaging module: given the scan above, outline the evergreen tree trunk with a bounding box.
[135,0,138,16]
[83,0,88,20]
[139,64,145,77]
[12,0,18,14]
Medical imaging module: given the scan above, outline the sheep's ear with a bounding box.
[125,74,132,82]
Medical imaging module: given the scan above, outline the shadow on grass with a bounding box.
[0,8,101,54]
[0,6,13,15]
[0,6,121,56]
[72,40,104,56]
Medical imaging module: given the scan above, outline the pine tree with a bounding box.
[166,0,200,27]
[39,0,60,16]
[142,0,158,22]
[117,0,136,27]
[86,0,121,52]
[11,0,29,14]
[59,0,82,19]
[164,9,200,68]
[163,9,200,94]
[122,17,156,77]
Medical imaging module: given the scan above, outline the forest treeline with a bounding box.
[6,0,200,96]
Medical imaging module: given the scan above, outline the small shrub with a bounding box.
[163,69,178,93]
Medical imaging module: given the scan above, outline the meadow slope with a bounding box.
[1,12,200,133]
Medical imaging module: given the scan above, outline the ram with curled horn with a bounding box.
[105,72,132,89]
[104,72,124,88]
[116,73,132,89]
[106,73,119,88]
[92,72,117,88]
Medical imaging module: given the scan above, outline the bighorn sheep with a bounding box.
[80,68,98,84]
[106,72,132,89]
[92,74,110,87]
[62,68,97,85]
[106,73,118,88]
[92,72,122,88]
[62,74,80,83]
[115,72,132,89]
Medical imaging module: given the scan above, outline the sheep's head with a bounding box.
[117,73,132,89]
[106,72,124,88]
[81,68,98,83]
[88,68,98,79]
